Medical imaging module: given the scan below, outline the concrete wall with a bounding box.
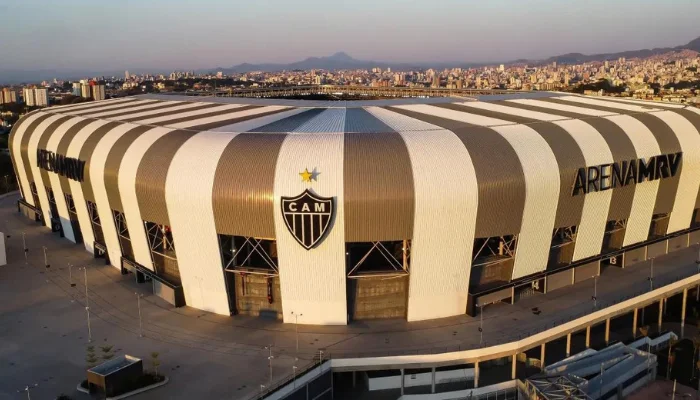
[668,234,689,253]
[367,368,475,391]
[647,240,668,259]
[546,269,574,292]
[574,261,599,284]
[624,247,647,267]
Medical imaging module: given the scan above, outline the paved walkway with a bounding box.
[1,192,699,399]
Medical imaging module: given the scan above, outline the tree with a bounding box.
[85,346,98,369]
[100,345,114,361]
[150,352,161,377]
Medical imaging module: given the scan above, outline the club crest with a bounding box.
[281,189,334,250]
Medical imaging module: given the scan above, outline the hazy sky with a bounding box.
[2,0,700,71]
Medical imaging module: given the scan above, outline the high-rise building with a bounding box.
[499,64,505,72]
[80,80,91,98]
[22,88,35,106]
[34,88,48,106]
[125,70,130,80]
[72,82,82,97]
[91,83,106,101]
[22,87,48,107]
[1,88,17,104]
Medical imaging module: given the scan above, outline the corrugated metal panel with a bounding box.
[12,112,49,205]
[208,108,307,133]
[79,121,123,203]
[47,97,136,113]
[90,123,143,268]
[212,133,287,238]
[651,111,700,233]
[44,117,86,243]
[501,99,639,222]
[103,125,153,212]
[174,106,290,131]
[553,120,614,261]
[490,124,559,280]
[606,115,661,247]
[135,130,195,225]
[65,100,157,116]
[396,103,514,127]
[121,103,221,122]
[556,95,662,112]
[165,131,236,315]
[344,108,394,133]
[56,118,96,196]
[107,102,206,121]
[590,96,686,109]
[343,129,414,242]
[367,107,477,322]
[250,108,326,133]
[385,105,526,238]
[19,113,54,206]
[672,109,700,210]
[273,132,347,325]
[162,105,262,129]
[36,116,74,202]
[8,111,41,201]
[27,114,68,224]
[134,104,244,125]
[293,108,346,133]
[443,102,586,229]
[119,127,173,271]
[86,100,179,119]
[68,120,112,254]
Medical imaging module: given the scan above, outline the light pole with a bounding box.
[291,311,303,359]
[17,384,38,400]
[260,384,265,397]
[22,232,27,265]
[478,304,484,346]
[69,264,75,287]
[648,257,655,292]
[4,175,9,192]
[592,275,598,309]
[264,345,274,387]
[42,246,49,268]
[136,292,144,337]
[293,365,298,388]
[80,266,92,343]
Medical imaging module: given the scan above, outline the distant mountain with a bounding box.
[210,35,700,74]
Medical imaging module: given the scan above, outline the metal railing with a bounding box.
[248,358,325,400]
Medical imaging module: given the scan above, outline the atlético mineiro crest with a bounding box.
[281,189,334,250]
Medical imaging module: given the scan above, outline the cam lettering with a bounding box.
[572,152,682,196]
[36,149,86,182]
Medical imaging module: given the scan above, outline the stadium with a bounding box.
[10,92,700,326]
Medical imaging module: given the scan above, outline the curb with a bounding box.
[0,190,18,200]
[76,376,169,399]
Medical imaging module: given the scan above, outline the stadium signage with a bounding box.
[572,152,682,196]
[281,189,334,250]
[36,149,86,182]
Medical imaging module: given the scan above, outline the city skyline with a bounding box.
[2,0,700,74]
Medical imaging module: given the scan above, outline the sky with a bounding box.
[1,0,700,72]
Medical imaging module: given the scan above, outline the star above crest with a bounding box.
[299,168,317,183]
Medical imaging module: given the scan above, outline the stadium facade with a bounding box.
[10,93,700,325]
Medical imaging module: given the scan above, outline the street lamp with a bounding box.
[264,345,274,387]
[477,304,484,346]
[42,246,49,268]
[648,257,655,292]
[290,311,303,359]
[592,275,598,309]
[135,292,144,337]
[22,232,27,265]
[17,383,38,400]
[69,263,75,287]
[293,365,298,388]
[79,266,92,342]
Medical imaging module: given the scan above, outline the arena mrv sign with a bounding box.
[572,152,682,196]
[36,149,86,182]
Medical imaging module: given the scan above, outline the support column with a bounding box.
[566,333,571,358]
[632,308,638,338]
[512,354,517,380]
[586,325,591,348]
[540,343,546,370]
[474,361,480,388]
[681,288,688,338]
[352,371,356,388]
[431,367,436,394]
[605,318,610,345]
[400,369,404,395]
[658,300,663,332]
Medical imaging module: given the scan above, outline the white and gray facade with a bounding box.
[10,93,700,325]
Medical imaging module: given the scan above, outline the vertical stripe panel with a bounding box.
[45,117,85,243]
[27,114,67,224]
[90,123,141,268]
[165,132,235,315]
[47,97,136,113]
[11,112,47,205]
[118,127,173,271]
[606,115,662,246]
[553,120,614,260]
[67,120,111,253]
[650,111,700,233]
[273,132,347,325]
[491,124,560,279]
[367,107,477,321]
